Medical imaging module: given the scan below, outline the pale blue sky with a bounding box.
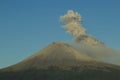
[0,0,120,68]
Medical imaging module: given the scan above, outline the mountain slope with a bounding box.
[0,42,120,80]
[0,42,95,71]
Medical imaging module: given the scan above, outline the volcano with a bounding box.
[0,42,120,80]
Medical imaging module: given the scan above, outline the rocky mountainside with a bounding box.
[0,42,120,80]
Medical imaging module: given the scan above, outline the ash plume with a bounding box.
[60,10,87,42]
[60,10,120,65]
[60,10,104,46]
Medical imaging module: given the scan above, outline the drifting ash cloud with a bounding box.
[60,10,104,46]
[69,42,120,65]
[60,10,120,65]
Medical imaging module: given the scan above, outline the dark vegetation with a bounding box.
[0,67,120,80]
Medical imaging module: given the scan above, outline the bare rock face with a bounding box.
[0,42,120,80]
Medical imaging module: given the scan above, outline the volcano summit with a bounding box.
[0,42,120,80]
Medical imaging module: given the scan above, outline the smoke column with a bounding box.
[60,10,120,65]
[60,10,88,41]
[60,10,104,46]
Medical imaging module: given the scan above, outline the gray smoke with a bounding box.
[60,10,87,42]
[60,10,104,46]
[60,10,120,65]
[68,42,120,65]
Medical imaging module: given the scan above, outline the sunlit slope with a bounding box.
[0,42,120,80]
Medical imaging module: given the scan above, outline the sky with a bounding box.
[0,0,120,68]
